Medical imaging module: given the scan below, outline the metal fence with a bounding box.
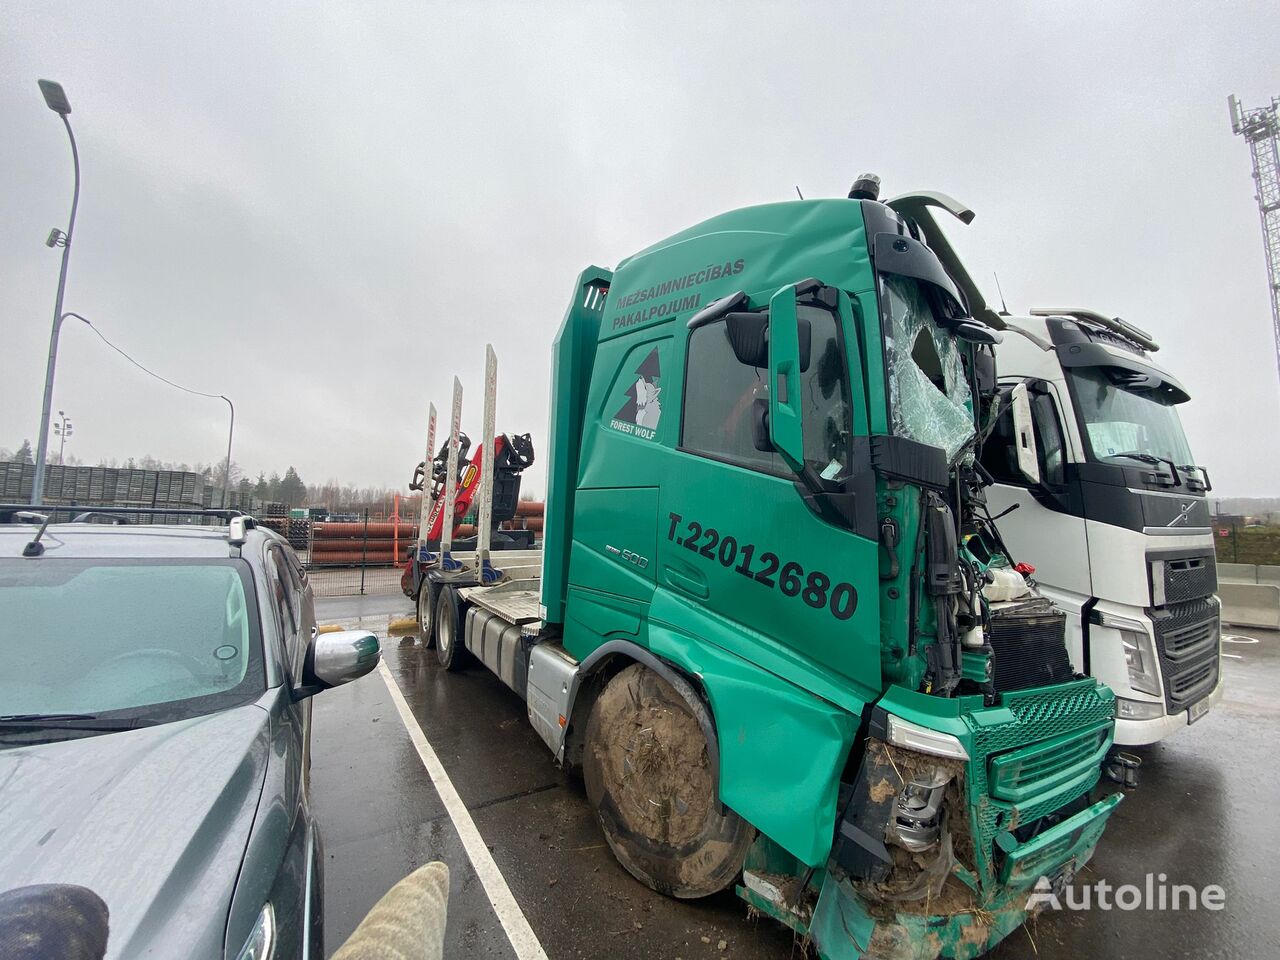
[302,509,417,598]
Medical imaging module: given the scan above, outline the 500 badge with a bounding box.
[665,512,857,621]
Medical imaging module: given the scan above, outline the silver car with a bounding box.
[0,511,380,960]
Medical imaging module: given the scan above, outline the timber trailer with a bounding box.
[400,390,537,604]
[406,178,1122,959]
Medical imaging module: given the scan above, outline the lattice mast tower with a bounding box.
[1230,94,1280,385]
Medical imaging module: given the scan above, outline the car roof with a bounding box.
[0,523,280,560]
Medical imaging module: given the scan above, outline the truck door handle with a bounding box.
[664,567,709,599]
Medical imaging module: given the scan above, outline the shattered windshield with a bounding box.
[1067,366,1194,466]
[881,275,975,460]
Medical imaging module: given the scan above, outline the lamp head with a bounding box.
[38,80,71,116]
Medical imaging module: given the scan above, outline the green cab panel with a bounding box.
[644,608,862,867]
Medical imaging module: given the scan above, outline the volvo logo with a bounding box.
[1167,501,1196,527]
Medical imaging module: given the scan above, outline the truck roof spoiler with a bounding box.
[886,192,1005,331]
[1029,307,1160,352]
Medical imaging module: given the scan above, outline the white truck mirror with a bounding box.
[1010,382,1041,486]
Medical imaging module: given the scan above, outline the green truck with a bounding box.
[408,178,1122,958]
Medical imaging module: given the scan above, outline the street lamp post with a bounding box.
[31,79,79,506]
[220,396,235,508]
[53,411,73,465]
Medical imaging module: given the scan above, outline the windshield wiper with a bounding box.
[0,713,155,731]
[1109,451,1160,465]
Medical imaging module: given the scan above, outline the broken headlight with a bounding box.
[893,768,951,852]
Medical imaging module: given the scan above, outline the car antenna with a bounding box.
[993,272,1010,316]
[17,511,53,557]
[795,185,804,200]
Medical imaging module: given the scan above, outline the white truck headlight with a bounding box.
[885,714,969,760]
[1095,612,1162,697]
[235,902,275,960]
[1114,696,1165,721]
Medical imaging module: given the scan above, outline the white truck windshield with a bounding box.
[1067,367,1194,465]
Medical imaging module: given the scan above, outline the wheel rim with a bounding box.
[438,608,452,656]
[418,585,433,633]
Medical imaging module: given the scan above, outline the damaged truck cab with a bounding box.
[418,181,1122,959]
[537,186,1121,958]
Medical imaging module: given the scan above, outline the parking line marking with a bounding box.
[378,660,549,960]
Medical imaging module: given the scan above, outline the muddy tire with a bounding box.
[434,585,466,671]
[583,663,752,898]
[416,577,438,648]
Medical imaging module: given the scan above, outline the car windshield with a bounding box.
[1067,366,1194,466]
[0,559,265,724]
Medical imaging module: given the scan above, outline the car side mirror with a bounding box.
[1010,382,1042,486]
[294,629,381,700]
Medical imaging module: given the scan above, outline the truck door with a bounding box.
[654,292,881,701]
[981,380,1091,667]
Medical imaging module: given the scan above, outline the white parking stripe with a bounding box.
[377,659,550,960]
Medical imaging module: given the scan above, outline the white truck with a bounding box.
[977,308,1222,745]
[895,197,1223,748]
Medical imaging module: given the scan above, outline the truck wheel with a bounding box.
[416,578,438,648]
[434,586,467,671]
[583,663,752,898]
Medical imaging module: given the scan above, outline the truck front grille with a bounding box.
[987,722,1111,803]
[1152,550,1217,605]
[1152,598,1221,711]
[965,681,1116,890]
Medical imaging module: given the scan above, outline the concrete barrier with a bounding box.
[1218,562,1258,583]
[1218,581,1280,629]
[1258,564,1280,586]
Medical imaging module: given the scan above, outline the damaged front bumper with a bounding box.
[740,791,1121,960]
[736,680,1123,959]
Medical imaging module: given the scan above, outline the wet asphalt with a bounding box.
[310,594,1280,960]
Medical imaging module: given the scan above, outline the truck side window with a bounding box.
[681,320,786,473]
[1030,391,1066,486]
[978,387,1066,487]
[978,406,1021,484]
[799,305,853,480]
[681,306,853,479]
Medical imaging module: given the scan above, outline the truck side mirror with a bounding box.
[767,286,806,471]
[724,312,768,366]
[1010,382,1041,486]
[724,312,812,371]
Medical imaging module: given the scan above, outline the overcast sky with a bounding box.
[3,1,1278,497]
